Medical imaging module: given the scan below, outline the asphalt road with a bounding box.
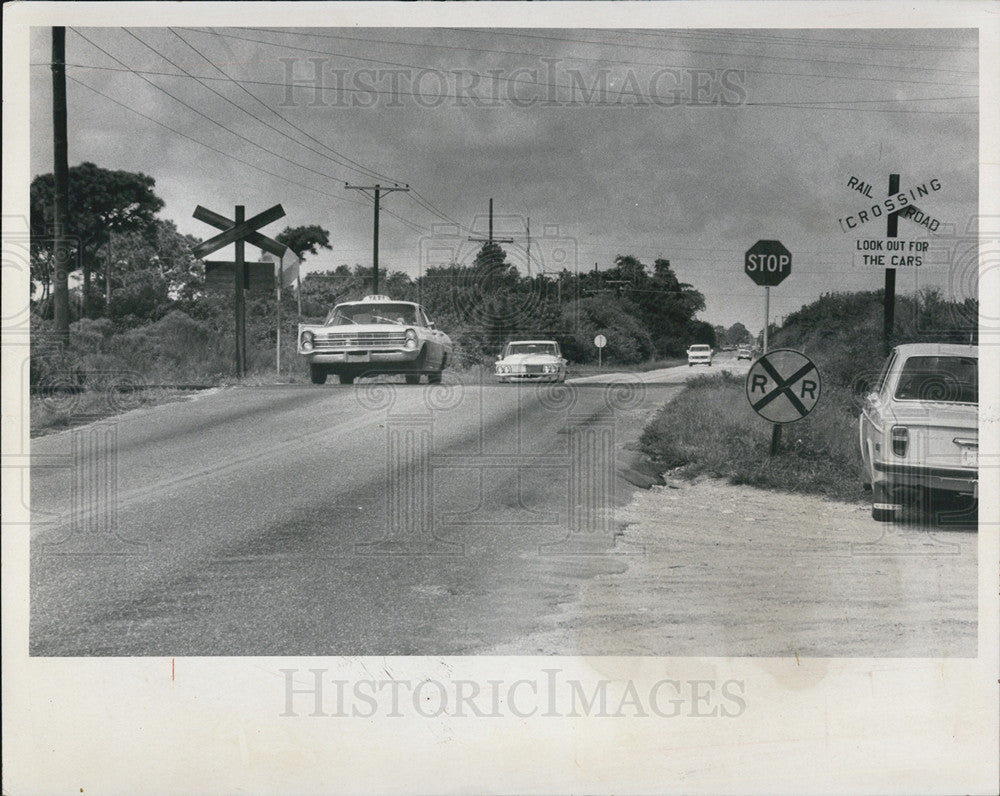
[30,356,974,657]
[31,362,709,656]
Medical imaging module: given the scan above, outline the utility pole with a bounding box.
[345,182,409,294]
[525,216,531,277]
[468,198,514,248]
[234,205,247,377]
[51,27,71,340]
[883,173,900,356]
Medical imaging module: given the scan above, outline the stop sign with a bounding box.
[745,240,792,287]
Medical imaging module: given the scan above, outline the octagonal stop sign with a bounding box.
[745,240,792,287]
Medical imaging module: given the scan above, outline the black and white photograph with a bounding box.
[3,2,998,793]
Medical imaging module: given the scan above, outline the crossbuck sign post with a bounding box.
[192,204,287,377]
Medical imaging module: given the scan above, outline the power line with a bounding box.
[65,75,357,205]
[456,28,978,80]
[69,28,352,187]
[244,26,977,80]
[48,60,976,113]
[68,28,436,237]
[122,28,386,185]
[190,27,979,96]
[166,27,397,184]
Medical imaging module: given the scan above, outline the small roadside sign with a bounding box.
[745,348,821,424]
[594,334,607,348]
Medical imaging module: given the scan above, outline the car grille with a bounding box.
[314,331,407,350]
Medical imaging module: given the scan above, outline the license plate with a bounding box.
[347,351,370,362]
[961,448,977,467]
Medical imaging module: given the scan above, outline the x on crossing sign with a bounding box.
[191,204,287,259]
[745,348,822,424]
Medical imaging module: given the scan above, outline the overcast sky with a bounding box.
[29,24,978,329]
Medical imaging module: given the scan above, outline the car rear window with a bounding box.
[690,345,710,352]
[893,356,978,404]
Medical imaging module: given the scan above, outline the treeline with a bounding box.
[298,245,713,364]
[769,288,978,387]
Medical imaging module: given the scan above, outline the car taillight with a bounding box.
[300,330,315,351]
[891,426,908,457]
[405,328,418,350]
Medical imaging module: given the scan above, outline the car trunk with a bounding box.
[887,402,978,470]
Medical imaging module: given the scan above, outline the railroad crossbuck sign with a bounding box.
[745,348,821,423]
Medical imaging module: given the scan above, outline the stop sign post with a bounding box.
[744,240,792,354]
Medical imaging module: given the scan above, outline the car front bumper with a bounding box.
[497,372,563,382]
[304,348,421,365]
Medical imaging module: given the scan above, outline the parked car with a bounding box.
[298,295,452,385]
[736,346,753,361]
[495,340,567,383]
[687,344,713,367]
[859,343,978,521]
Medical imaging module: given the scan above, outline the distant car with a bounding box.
[298,295,452,385]
[859,343,978,521]
[687,344,713,367]
[736,346,753,360]
[495,340,567,383]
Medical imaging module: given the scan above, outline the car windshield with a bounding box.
[506,343,557,356]
[326,303,419,326]
[690,345,710,352]
[894,356,977,404]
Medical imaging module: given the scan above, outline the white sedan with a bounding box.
[495,340,567,383]
[859,342,978,521]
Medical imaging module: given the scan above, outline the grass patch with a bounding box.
[30,387,205,437]
[639,371,866,502]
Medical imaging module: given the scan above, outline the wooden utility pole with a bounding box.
[468,198,514,248]
[345,183,409,294]
[51,27,71,340]
[525,216,531,277]
[883,173,900,356]
[234,206,247,377]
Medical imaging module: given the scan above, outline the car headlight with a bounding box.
[300,330,315,352]
[404,328,418,350]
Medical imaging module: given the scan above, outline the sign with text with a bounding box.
[744,240,791,287]
[745,348,821,424]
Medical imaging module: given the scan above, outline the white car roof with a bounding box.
[336,297,419,307]
[893,342,977,357]
[505,340,558,345]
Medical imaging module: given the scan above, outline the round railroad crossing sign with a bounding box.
[594,334,607,349]
[745,348,821,423]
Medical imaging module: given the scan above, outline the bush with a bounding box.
[640,372,864,501]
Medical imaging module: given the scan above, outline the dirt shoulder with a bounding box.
[487,476,977,657]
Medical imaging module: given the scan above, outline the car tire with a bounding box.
[338,374,355,385]
[405,375,421,385]
[427,372,442,384]
[310,365,327,385]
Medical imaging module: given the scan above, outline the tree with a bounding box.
[31,162,165,317]
[275,225,332,260]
